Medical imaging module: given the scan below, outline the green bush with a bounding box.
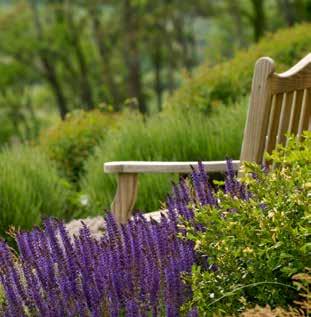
[184,132,311,315]
[81,101,246,214]
[39,109,118,184]
[169,23,311,112]
[0,145,73,238]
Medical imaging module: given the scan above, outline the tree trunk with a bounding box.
[25,92,40,137]
[73,38,95,110]
[277,0,296,26]
[88,1,120,108]
[29,0,69,119]
[188,23,197,71]
[123,0,147,114]
[152,46,163,111]
[174,15,191,72]
[66,6,94,110]
[250,0,266,42]
[43,58,69,119]
[228,0,246,48]
[166,33,176,95]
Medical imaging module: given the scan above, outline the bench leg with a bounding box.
[111,173,138,223]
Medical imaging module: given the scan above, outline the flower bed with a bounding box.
[0,213,195,316]
[0,133,310,316]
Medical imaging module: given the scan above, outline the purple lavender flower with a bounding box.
[191,165,208,205]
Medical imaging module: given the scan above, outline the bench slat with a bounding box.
[104,160,240,174]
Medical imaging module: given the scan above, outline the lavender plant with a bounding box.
[0,214,193,316]
[0,159,246,316]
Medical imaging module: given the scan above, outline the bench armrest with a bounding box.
[104,160,240,174]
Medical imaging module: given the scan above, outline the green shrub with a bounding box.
[81,101,246,214]
[39,109,118,184]
[169,23,311,112]
[184,132,311,315]
[0,145,73,238]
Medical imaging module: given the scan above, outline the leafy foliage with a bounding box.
[239,270,311,317]
[169,23,311,112]
[184,132,311,315]
[39,110,118,184]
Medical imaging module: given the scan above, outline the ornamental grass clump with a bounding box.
[0,145,72,239]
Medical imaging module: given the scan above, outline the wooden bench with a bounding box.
[105,54,311,223]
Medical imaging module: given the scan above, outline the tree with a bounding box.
[250,0,266,42]
[121,0,147,114]
[29,0,71,118]
[87,0,122,108]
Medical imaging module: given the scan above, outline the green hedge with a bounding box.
[168,23,311,112]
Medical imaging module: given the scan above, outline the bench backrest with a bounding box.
[240,54,311,164]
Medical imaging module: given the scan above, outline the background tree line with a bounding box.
[0,0,310,144]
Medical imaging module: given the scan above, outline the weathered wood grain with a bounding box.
[104,160,239,174]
